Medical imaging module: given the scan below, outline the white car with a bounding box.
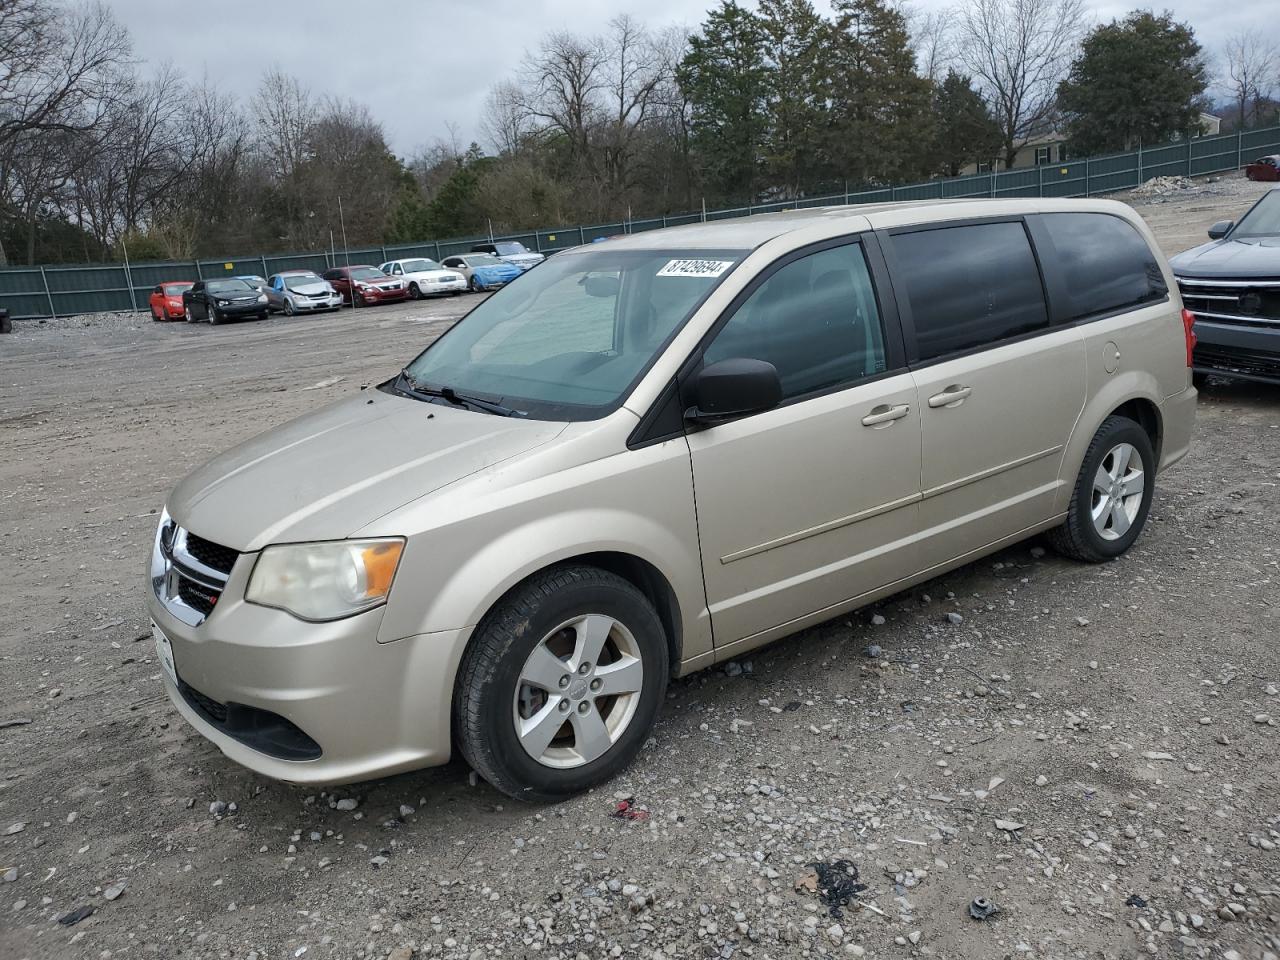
[378,258,467,299]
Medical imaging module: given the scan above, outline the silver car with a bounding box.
[266,271,342,315]
[148,198,1196,799]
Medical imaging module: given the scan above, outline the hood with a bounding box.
[476,263,522,276]
[287,281,331,296]
[168,391,565,552]
[1170,237,1280,280]
[406,269,462,282]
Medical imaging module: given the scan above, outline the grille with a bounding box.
[1178,279,1280,325]
[181,681,228,723]
[177,578,218,616]
[183,533,237,575]
[1196,347,1280,379]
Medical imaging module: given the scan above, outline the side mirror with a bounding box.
[686,358,782,425]
[1208,220,1233,240]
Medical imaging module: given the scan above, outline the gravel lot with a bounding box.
[2,177,1279,960]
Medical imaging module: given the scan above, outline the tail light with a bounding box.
[1181,308,1197,367]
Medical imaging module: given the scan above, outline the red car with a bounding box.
[148,280,195,320]
[1245,155,1280,182]
[321,265,408,307]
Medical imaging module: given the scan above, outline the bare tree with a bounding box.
[516,31,607,164]
[597,15,670,198]
[955,0,1085,168]
[1223,32,1278,128]
[902,3,955,83]
[482,81,533,156]
[252,68,314,180]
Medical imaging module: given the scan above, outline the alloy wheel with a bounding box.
[1090,442,1144,541]
[512,614,644,769]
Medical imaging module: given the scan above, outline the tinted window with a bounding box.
[704,243,887,401]
[1039,213,1167,320]
[894,221,1048,361]
[1231,189,1280,238]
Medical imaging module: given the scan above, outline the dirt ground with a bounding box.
[2,177,1278,960]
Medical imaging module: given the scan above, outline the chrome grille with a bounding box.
[151,517,237,627]
[1177,277,1280,326]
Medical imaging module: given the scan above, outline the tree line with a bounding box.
[0,0,1275,267]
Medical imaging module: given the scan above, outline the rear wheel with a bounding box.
[454,565,668,801]
[1049,416,1155,563]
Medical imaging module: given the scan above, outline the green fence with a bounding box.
[2,124,1278,320]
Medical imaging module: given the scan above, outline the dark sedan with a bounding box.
[1171,187,1280,385]
[182,278,270,325]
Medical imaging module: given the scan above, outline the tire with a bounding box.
[469,276,482,293]
[454,564,669,802]
[184,306,196,324]
[354,292,365,308]
[283,298,295,316]
[408,282,421,299]
[1049,415,1156,563]
[150,307,162,321]
[209,307,221,326]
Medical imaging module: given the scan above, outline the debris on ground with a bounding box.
[968,896,999,920]
[1125,893,1148,908]
[798,859,867,918]
[58,905,95,926]
[610,798,649,822]
[0,717,32,729]
[1133,175,1194,196]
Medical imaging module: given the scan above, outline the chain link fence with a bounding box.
[2,124,1278,320]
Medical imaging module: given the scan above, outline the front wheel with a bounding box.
[1049,415,1155,563]
[408,282,421,299]
[184,306,196,323]
[468,276,482,293]
[454,565,668,802]
[208,307,221,326]
[283,298,295,316]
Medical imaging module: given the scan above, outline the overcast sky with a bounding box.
[109,0,1275,158]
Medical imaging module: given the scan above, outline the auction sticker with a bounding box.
[657,259,734,278]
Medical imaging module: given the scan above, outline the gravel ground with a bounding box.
[2,177,1279,960]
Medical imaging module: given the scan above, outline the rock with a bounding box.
[388,949,414,960]
[48,687,62,698]
[58,904,94,925]
[1074,617,1090,627]
[209,801,227,816]
[908,931,922,945]
[863,644,882,659]
[370,855,389,867]
[1254,713,1274,725]
[1141,751,1175,761]
[994,819,1025,832]
[1034,775,1049,787]
[2,867,16,882]
[103,881,126,901]
[946,612,964,625]
[870,614,885,626]
[4,823,25,835]
[399,804,415,817]
[335,797,359,811]
[1217,907,1235,922]
[1030,546,1046,558]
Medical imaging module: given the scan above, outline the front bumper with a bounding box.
[215,302,267,317]
[147,556,470,785]
[293,296,342,311]
[423,279,467,295]
[1193,318,1280,385]
[356,287,408,304]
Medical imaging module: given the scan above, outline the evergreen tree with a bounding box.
[1057,11,1207,154]
[826,0,934,186]
[677,1,770,203]
[932,70,1003,176]
[757,0,832,197]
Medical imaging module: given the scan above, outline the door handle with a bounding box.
[861,403,910,427]
[928,384,973,408]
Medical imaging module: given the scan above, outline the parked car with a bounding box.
[469,240,545,271]
[181,278,269,325]
[235,275,270,294]
[266,271,342,315]
[377,258,467,298]
[1170,186,1280,385]
[1244,155,1280,182]
[439,253,523,291]
[148,280,194,321]
[148,198,1195,799]
[322,265,408,307]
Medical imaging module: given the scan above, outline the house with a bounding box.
[961,131,1067,176]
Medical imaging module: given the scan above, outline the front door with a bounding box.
[687,239,923,646]
[886,220,1086,561]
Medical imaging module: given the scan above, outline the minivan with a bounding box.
[148,199,1197,800]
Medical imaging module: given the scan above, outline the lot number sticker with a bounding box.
[657,259,734,278]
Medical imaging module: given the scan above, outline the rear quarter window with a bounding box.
[892,220,1049,362]
[1037,213,1167,321]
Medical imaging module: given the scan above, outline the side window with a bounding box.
[1038,213,1167,322]
[893,221,1048,362]
[152,285,161,295]
[703,243,887,401]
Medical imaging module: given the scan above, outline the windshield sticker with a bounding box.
[657,259,734,278]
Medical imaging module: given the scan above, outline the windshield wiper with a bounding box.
[395,369,523,417]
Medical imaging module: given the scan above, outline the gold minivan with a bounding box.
[148,200,1197,799]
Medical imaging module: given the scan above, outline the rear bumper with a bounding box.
[1158,385,1197,473]
[1193,319,1280,384]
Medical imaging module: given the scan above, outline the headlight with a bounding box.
[257,293,268,303]
[245,539,405,621]
[216,298,229,306]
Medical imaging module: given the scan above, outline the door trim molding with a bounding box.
[720,491,922,565]
[920,444,1063,501]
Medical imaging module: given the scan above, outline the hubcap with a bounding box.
[1091,442,1144,541]
[512,614,644,769]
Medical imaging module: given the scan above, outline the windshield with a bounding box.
[207,279,254,294]
[1233,189,1280,238]
[467,254,503,267]
[163,283,191,296]
[493,242,530,256]
[349,266,384,280]
[284,273,323,289]
[403,248,744,420]
[400,259,440,272]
